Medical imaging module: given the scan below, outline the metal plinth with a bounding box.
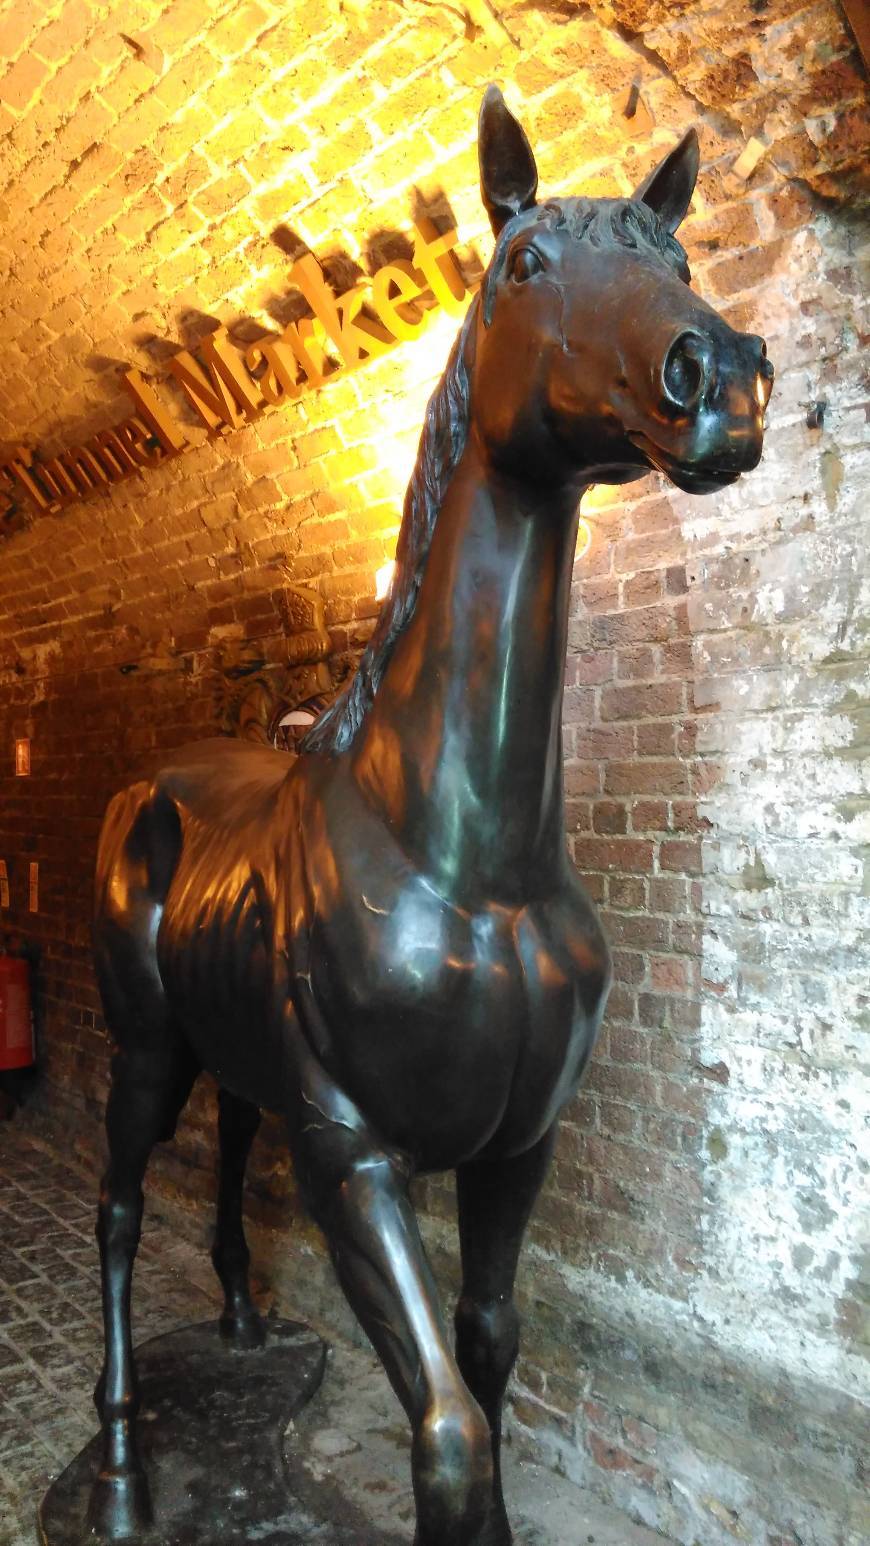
[37,1317,402,1545]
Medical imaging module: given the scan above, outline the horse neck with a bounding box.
[352,434,584,904]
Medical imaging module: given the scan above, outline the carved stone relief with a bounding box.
[218,584,350,751]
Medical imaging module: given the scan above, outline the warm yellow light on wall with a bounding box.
[375,309,465,499]
[14,738,30,776]
[376,431,420,506]
[375,560,396,600]
[579,483,613,511]
[576,482,614,561]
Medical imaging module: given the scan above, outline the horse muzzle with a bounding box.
[661,329,773,416]
[631,328,774,494]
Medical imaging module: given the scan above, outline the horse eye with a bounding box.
[510,247,543,283]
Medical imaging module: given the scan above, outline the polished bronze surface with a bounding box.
[87,87,772,1546]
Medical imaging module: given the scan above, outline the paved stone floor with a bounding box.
[0,1117,669,1546]
[0,1121,224,1546]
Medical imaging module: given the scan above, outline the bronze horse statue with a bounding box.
[89,88,773,1546]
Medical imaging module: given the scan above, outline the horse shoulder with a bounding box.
[520,877,611,1009]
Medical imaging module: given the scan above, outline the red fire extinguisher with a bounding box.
[0,953,34,1071]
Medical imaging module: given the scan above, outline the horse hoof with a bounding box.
[86,1467,152,1541]
[219,1309,267,1350]
[411,1507,512,1546]
[412,1529,511,1546]
[481,1521,513,1546]
[477,1523,512,1545]
[471,1500,513,1546]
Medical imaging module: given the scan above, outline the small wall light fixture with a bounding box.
[14,739,30,776]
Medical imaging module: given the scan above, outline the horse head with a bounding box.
[473,85,774,495]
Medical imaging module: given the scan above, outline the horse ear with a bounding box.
[478,84,538,236]
[633,128,700,233]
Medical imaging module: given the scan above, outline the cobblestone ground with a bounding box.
[0,1117,668,1546]
[0,1121,220,1546]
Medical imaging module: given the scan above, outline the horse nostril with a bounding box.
[751,334,775,380]
[750,335,774,408]
[662,331,709,413]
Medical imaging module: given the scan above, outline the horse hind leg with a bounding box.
[211,1087,266,1348]
[88,1037,198,1540]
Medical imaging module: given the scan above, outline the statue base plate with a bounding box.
[37,1317,402,1545]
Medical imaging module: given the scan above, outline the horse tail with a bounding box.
[94,782,182,1049]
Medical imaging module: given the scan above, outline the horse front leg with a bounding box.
[287,1031,492,1546]
[454,1126,557,1546]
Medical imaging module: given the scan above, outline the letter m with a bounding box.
[167,325,262,431]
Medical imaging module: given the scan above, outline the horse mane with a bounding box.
[555,198,691,281]
[301,296,478,756]
[482,197,691,323]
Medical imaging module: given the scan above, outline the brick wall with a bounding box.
[0,4,867,1544]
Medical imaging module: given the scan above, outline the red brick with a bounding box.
[564,761,601,797]
[622,1416,658,1453]
[591,603,686,647]
[622,570,662,608]
[566,799,592,832]
[660,839,703,875]
[615,645,656,680]
[574,869,605,902]
[707,239,786,298]
[577,576,620,613]
[610,949,646,985]
[637,723,677,756]
[650,956,691,992]
[568,649,615,685]
[593,801,628,835]
[574,837,655,874]
[765,185,816,233]
[0,7,42,55]
[562,686,595,723]
[685,201,759,256]
[0,52,51,111]
[608,876,645,909]
[601,682,685,722]
[605,983,637,1023]
[660,638,694,676]
[672,919,703,955]
[573,721,634,759]
[605,760,689,796]
[597,1098,639,1138]
[603,912,669,950]
[631,798,669,832]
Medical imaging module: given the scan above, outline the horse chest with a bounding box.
[307,864,608,1167]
